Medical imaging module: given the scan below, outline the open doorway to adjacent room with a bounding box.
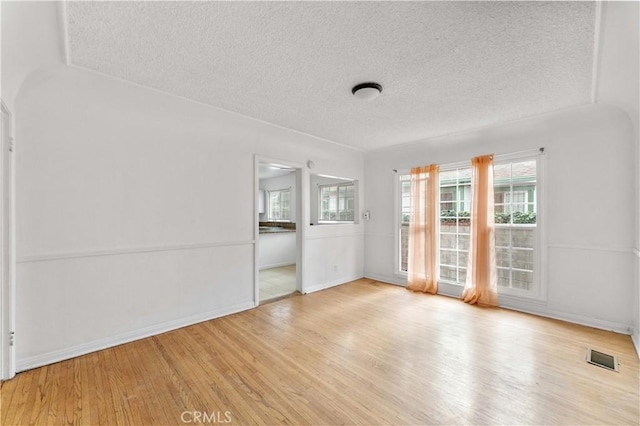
[256,159,302,303]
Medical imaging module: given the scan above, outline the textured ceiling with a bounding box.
[65,1,595,151]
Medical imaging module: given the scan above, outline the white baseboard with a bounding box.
[16,301,255,372]
[499,299,631,335]
[632,331,640,360]
[303,275,363,294]
[364,273,405,286]
[365,275,632,336]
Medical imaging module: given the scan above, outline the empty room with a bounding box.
[1,1,639,425]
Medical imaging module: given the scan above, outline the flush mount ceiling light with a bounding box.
[352,82,382,101]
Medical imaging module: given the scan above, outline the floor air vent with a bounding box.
[586,348,619,372]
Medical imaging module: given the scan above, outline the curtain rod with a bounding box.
[392,147,545,173]
[496,147,545,158]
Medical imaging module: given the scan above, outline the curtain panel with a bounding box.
[407,164,439,294]
[462,154,499,307]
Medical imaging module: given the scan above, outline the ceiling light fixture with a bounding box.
[352,82,382,101]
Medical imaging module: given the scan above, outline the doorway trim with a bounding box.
[1,100,16,380]
[254,155,307,305]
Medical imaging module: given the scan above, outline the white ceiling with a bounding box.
[65,1,595,151]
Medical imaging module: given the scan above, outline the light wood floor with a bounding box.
[2,279,639,425]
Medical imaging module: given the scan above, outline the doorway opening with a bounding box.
[256,159,303,304]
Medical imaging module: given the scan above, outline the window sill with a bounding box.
[317,221,356,225]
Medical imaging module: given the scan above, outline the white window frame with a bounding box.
[493,153,544,300]
[504,190,529,213]
[397,175,411,274]
[393,150,546,301]
[318,182,356,224]
[437,162,472,286]
[267,188,291,222]
[394,171,412,277]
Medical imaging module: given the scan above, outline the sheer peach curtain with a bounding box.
[462,155,499,307]
[407,164,439,294]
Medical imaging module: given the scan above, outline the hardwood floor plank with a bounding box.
[95,349,118,426]
[185,326,287,424]
[210,317,357,424]
[70,358,83,424]
[215,312,376,424]
[229,307,428,424]
[1,279,638,425]
[1,372,17,425]
[189,322,301,424]
[124,337,176,424]
[43,362,62,425]
[9,361,37,425]
[83,352,100,425]
[113,343,147,426]
[27,366,48,425]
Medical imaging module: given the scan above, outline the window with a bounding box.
[504,190,528,213]
[396,155,541,296]
[268,188,290,221]
[438,167,472,284]
[399,176,411,271]
[494,160,537,291]
[319,183,355,222]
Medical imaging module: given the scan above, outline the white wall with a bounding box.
[14,65,364,370]
[1,0,67,380]
[1,1,65,111]
[595,1,640,355]
[304,175,363,292]
[364,104,636,334]
[259,173,296,222]
[258,232,296,270]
